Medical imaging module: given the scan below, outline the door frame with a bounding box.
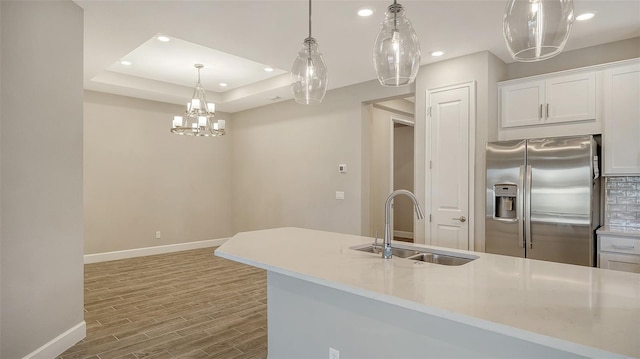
[425,81,476,251]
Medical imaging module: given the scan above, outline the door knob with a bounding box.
[452,216,466,222]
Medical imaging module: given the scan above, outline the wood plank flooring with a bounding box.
[57,247,267,359]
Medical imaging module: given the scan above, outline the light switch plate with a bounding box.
[336,191,345,200]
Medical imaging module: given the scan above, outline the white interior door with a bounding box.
[427,85,471,250]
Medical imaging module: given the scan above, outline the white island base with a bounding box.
[215,228,640,359]
[268,272,587,358]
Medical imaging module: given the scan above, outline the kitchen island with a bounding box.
[215,227,640,358]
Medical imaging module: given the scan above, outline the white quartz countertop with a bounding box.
[215,227,640,358]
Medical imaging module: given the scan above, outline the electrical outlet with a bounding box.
[155,231,161,239]
[329,347,339,359]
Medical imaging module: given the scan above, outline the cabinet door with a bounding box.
[545,72,597,124]
[500,81,544,128]
[603,62,640,175]
[599,252,640,273]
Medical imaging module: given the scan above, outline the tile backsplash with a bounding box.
[605,176,640,228]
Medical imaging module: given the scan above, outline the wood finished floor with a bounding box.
[57,247,267,359]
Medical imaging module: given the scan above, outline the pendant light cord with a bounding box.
[393,0,398,30]
[309,0,312,39]
[307,0,312,54]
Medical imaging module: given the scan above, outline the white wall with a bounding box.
[1,2,85,357]
[84,91,233,254]
[231,80,411,236]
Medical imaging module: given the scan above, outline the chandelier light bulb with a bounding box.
[173,116,183,128]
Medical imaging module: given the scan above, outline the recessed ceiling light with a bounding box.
[576,12,596,21]
[219,83,228,87]
[264,67,274,72]
[120,60,132,66]
[357,8,374,17]
[156,35,171,42]
[431,51,445,57]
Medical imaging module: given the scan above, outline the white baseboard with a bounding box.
[394,230,414,239]
[84,238,228,264]
[24,321,86,359]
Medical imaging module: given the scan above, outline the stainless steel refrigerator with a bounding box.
[485,135,600,266]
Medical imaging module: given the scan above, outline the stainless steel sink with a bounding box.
[353,245,421,258]
[351,244,478,265]
[407,252,475,266]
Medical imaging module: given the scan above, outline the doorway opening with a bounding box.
[392,120,415,243]
[367,96,415,242]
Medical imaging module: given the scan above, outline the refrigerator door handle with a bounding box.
[525,164,533,249]
[518,165,525,248]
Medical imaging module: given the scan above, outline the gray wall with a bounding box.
[0,1,3,355]
[507,37,640,79]
[1,1,84,357]
[83,91,233,254]
[230,80,410,235]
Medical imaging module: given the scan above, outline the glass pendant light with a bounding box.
[373,0,421,87]
[291,0,328,105]
[171,64,225,137]
[503,0,574,62]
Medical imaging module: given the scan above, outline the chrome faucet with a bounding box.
[383,190,425,259]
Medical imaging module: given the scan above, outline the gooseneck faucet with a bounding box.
[383,190,425,259]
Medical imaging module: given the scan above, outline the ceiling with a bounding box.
[77,0,640,113]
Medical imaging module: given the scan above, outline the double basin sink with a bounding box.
[351,243,478,266]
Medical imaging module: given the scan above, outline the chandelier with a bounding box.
[291,0,328,105]
[171,64,225,136]
[373,0,421,87]
[503,0,574,62]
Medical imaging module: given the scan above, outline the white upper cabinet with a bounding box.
[500,80,545,127]
[603,61,640,175]
[545,72,597,124]
[500,71,597,129]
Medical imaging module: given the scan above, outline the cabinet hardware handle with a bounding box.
[539,104,543,119]
[611,244,635,250]
[452,216,466,222]
[546,103,549,118]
